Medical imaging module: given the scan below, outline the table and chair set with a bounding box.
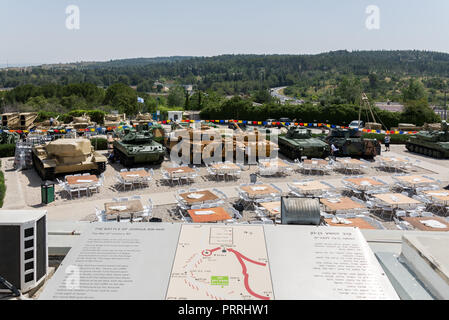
[58,173,104,199]
[175,188,241,224]
[115,168,154,191]
[95,195,154,223]
[161,164,200,186]
[206,162,243,181]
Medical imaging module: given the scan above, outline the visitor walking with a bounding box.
[384,134,391,152]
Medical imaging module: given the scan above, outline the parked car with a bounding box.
[348,120,365,129]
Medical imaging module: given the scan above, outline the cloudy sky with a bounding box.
[1,0,448,66]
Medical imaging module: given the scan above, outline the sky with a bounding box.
[1,0,449,66]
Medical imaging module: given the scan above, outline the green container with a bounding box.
[41,181,55,205]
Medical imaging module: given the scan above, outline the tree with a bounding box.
[104,83,139,115]
[167,86,186,108]
[402,79,427,102]
[401,98,440,126]
[334,77,362,104]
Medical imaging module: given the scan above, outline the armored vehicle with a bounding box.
[104,113,127,129]
[32,139,107,180]
[325,128,381,158]
[0,127,20,144]
[67,114,95,130]
[278,127,330,160]
[405,121,449,158]
[134,113,153,126]
[113,126,166,167]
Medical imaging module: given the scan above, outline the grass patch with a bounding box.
[0,144,16,158]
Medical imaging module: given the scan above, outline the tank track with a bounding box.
[406,142,445,159]
[32,153,55,181]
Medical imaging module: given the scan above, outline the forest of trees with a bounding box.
[0,51,447,128]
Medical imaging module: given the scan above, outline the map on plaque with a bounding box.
[38,224,399,300]
[166,225,274,300]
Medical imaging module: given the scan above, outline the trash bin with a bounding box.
[41,181,55,205]
[250,173,257,184]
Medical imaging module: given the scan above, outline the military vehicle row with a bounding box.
[278,126,381,160]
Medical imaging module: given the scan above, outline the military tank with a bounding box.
[405,121,449,158]
[133,113,153,126]
[113,126,166,167]
[32,139,107,180]
[104,113,127,129]
[67,114,95,130]
[325,128,381,158]
[0,127,20,144]
[278,127,330,160]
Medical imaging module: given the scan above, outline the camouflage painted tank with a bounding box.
[104,113,127,129]
[113,126,166,167]
[32,139,107,180]
[0,127,20,144]
[405,121,449,158]
[68,114,95,130]
[278,127,330,160]
[325,128,381,158]
[134,113,153,126]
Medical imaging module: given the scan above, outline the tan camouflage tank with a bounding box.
[32,138,107,180]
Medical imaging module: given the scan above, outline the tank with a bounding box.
[325,128,381,158]
[0,127,20,144]
[104,113,127,129]
[165,125,224,163]
[134,113,153,126]
[32,138,107,180]
[405,121,449,159]
[278,127,330,160]
[113,126,166,167]
[68,114,95,130]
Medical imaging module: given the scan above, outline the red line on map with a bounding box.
[227,248,270,301]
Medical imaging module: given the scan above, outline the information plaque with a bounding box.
[39,224,399,300]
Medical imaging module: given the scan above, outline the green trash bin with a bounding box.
[41,181,55,205]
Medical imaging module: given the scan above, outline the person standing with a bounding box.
[384,134,391,152]
[331,143,339,160]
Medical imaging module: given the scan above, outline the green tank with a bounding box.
[0,127,20,144]
[405,121,449,158]
[113,126,166,167]
[325,128,381,158]
[278,127,330,159]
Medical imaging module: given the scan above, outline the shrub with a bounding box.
[0,144,16,158]
[90,138,108,150]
